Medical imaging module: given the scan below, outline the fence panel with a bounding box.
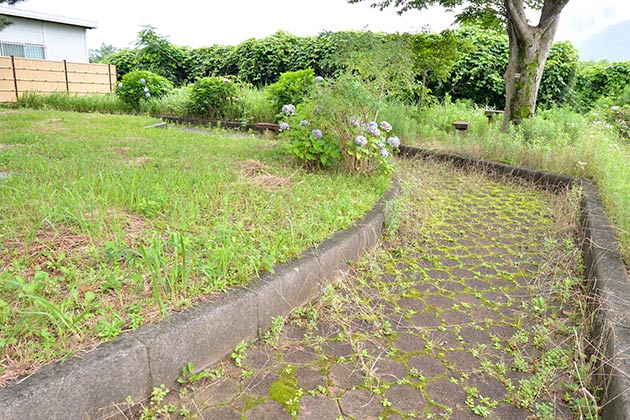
[0,56,116,102]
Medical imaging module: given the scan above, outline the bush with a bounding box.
[278,73,400,174]
[115,70,173,108]
[266,69,316,115]
[186,76,241,120]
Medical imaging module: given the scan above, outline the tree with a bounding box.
[0,0,24,30]
[89,42,118,63]
[348,0,571,130]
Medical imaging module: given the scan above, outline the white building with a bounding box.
[0,7,96,63]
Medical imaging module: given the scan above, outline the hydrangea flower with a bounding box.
[312,129,323,139]
[117,82,123,89]
[387,136,400,148]
[299,120,310,126]
[279,122,290,131]
[145,92,151,98]
[350,116,361,127]
[140,78,146,85]
[354,135,368,147]
[143,87,149,93]
[367,121,381,137]
[380,148,389,157]
[379,121,392,132]
[281,104,296,115]
[315,76,324,83]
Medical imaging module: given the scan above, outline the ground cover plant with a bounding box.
[0,109,390,384]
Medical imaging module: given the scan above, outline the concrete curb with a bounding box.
[400,145,630,420]
[0,184,399,420]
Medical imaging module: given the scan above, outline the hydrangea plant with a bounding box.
[115,70,173,109]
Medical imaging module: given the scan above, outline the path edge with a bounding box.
[400,145,630,420]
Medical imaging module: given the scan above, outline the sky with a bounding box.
[4,0,630,60]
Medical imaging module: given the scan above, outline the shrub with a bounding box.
[266,69,316,116]
[186,76,241,120]
[278,73,399,174]
[115,70,173,108]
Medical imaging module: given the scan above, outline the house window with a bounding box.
[0,40,46,59]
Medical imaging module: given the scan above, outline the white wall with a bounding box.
[0,16,89,62]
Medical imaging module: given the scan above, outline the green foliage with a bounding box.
[102,48,139,79]
[279,102,342,170]
[266,69,316,114]
[432,26,508,109]
[410,29,468,108]
[186,76,241,119]
[116,70,173,108]
[279,73,400,174]
[538,41,579,109]
[233,31,305,86]
[135,26,189,86]
[572,61,630,112]
[186,45,238,82]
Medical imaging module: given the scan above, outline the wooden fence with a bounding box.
[0,56,116,102]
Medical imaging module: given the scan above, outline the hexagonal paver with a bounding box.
[298,395,340,420]
[245,401,291,420]
[339,389,382,419]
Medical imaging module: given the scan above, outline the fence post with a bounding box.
[63,60,70,93]
[108,64,112,93]
[10,56,18,101]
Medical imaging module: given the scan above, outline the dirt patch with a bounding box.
[239,159,292,190]
[32,118,65,133]
[107,146,132,153]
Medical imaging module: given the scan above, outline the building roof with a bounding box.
[0,6,97,29]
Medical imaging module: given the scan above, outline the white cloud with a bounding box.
[555,0,630,43]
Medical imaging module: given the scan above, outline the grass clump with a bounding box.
[0,109,390,384]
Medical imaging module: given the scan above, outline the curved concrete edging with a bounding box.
[0,184,399,420]
[400,145,630,420]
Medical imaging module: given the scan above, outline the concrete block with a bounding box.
[0,337,150,420]
[133,288,258,387]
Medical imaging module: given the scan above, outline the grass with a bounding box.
[0,108,390,383]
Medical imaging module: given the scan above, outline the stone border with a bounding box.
[0,184,399,420]
[400,145,630,420]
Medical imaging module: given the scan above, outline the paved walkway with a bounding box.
[124,158,586,420]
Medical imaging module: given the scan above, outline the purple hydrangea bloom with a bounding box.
[379,121,392,132]
[145,92,151,98]
[312,129,323,139]
[281,104,296,116]
[117,82,123,89]
[354,135,368,147]
[380,148,389,157]
[367,122,381,137]
[279,122,290,131]
[386,136,400,148]
[349,116,361,127]
[299,120,310,126]
[143,87,149,93]
[315,76,324,83]
[140,78,146,85]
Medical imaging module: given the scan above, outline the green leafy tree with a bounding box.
[348,0,571,130]
[409,29,468,108]
[89,43,118,63]
[135,26,189,86]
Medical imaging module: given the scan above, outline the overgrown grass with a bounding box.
[0,109,390,383]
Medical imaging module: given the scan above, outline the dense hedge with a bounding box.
[104,26,624,112]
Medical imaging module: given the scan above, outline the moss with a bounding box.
[268,365,301,417]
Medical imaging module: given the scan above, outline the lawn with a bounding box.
[0,109,390,383]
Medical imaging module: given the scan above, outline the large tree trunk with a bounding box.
[502,0,569,131]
